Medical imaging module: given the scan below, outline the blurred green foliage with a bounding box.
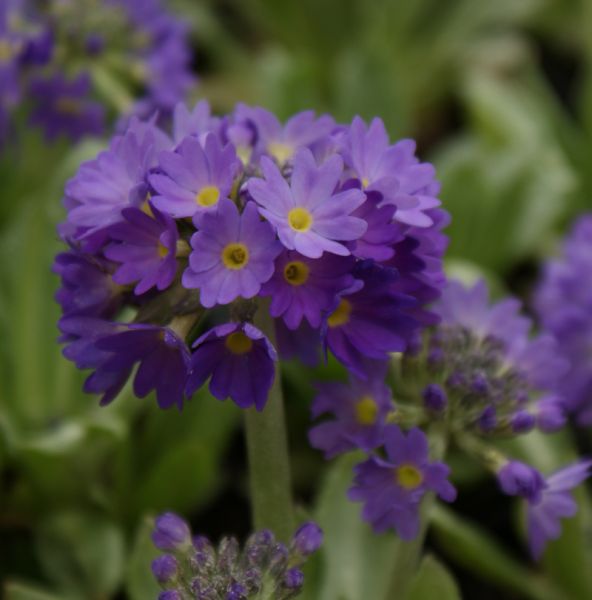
[2,0,592,598]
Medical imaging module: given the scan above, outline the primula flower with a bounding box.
[104,204,179,295]
[150,134,240,219]
[248,149,367,258]
[348,425,456,539]
[185,323,277,411]
[309,371,393,458]
[182,200,281,307]
[261,250,355,330]
[324,261,418,376]
[497,461,546,503]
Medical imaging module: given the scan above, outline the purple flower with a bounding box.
[53,251,122,318]
[104,204,179,294]
[274,318,322,367]
[309,373,393,457]
[248,149,367,258]
[150,134,240,219]
[283,568,305,590]
[324,262,418,376]
[497,461,545,503]
[535,214,592,425]
[348,425,456,539]
[158,591,181,600]
[245,107,335,164]
[59,318,191,409]
[291,522,323,556]
[152,512,191,551]
[527,460,592,559]
[173,100,220,144]
[260,250,355,329]
[185,323,277,411]
[182,200,281,307]
[339,116,440,227]
[151,555,178,583]
[422,383,447,411]
[65,121,169,239]
[28,73,104,142]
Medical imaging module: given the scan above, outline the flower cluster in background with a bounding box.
[535,214,592,425]
[150,513,322,599]
[54,100,447,414]
[309,278,591,557]
[0,0,194,147]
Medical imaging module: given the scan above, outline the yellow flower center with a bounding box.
[237,146,252,165]
[0,40,14,63]
[283,261,310,286]
[225,332,253,354]
[268,141,293,164]
[141,199,155,218]
[354,395,378,425]
[395,465,424,490]
[327,299,352,328]
[361,176,370,189]
[288,207,313,232]
[195,185,220,208]
[221,243,249,270]
[157,242,169,258]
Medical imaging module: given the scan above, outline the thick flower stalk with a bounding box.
[535,214,592,425]
[0,0,193,148]
[309,278,592,559]
[150,512,323,600]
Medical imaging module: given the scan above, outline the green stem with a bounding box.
[244,307,295,541]
[385,425,448,600]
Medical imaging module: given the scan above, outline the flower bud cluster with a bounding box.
[151,513,322,599]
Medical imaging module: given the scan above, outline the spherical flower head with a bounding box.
[324,261,419,377]
[53,251,122,319]
[151,554,178,584]
[497,461,546,503]
[152,512,191,551]
[348,425,456,539]
[150,134,240,219]
[182,200,281,307]
[291,522,323,556]
[28,72,104,142]
[104,203,179,295]
[260,250,355,329]
[185,322,277,411]
[248,148,367,258]
[527,460,592,559]
[309,371,394,457]
[339,116,440,227]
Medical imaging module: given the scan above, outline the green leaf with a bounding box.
[431,504,563,600]
[36,511,125,599]
[125,515,161,600]
[3,582,72,600]
[406,555,461,600]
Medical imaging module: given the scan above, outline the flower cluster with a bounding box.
[0,0,193,147]
[151,512,322,599]
[55,101,448,412]
[309,278,591,557]
[535,214,592,425]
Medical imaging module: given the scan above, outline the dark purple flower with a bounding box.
[182,200,281,307]
[274,318,322,367]
[422,383,447,411]
[348,425,456,539]
[28,73,104,142]
[527,460,592,559]
[497,461,545,503]
[152,512,192,551]
[291,522,323,556]
[248,149,367,258]
[150,134,240,219]
[158,591,182,600]
[535,214,592,425]
[260,250,355,329]
[104,203,179,294]
[185,323,277,411]
[324,262,418,377]
[283,568,305,590]
[309,373,393,457]
[339,116,440,227]
[53,251,122,318]
[151,555,178,583]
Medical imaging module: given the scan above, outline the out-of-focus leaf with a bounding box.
[307,453,398,600]
[3,582,71,600]
[36,511,124,599]
[431,504,563,600]
[406,554,461,600]
[126,515,160,600]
